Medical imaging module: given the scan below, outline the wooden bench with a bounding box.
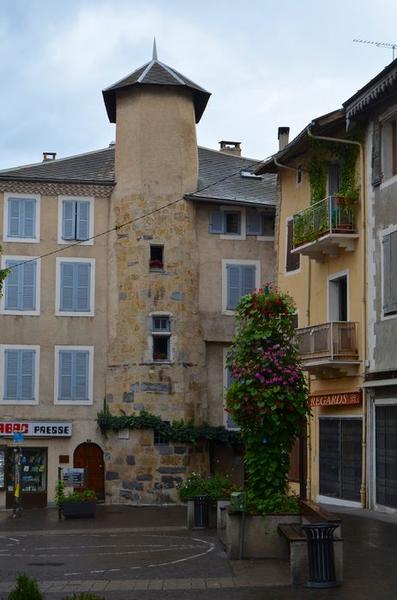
[277,502,343,586]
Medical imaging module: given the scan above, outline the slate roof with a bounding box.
[0,146,276,207]
[103,59,211,124]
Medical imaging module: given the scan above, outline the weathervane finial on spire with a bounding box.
[152,37,158,60]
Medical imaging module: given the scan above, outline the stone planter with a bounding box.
[62,500,96,519]
[225,511,300,559]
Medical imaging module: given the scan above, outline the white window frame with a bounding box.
[327,269,349,322]
[223,347,240,431]
[0,344,40,405]
[57,195,94,246]
[0,255,41,316]
[220,206,246,240]
[3,192,41,243]
[55,257,95,317]
[54,345,94,406]
[222,259,260,315]
[284,216,301,276]
[380,224,397,321]
[147,311,174,364]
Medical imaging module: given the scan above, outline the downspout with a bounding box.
[307,126,367,508]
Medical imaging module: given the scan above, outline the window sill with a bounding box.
[143,360,174,366]
[0,400,38,405]
[0,310,40,316]
[3,237,40,244]
[149,268,165,273]
[55,400,93,405]
[220,233,246,241]
[55,311,95,317]
[380,174,397,190]
[58,238,93,246]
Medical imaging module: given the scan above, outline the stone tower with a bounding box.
[102,45,211,502]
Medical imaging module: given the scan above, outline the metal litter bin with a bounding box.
[302,523,340,588]
[193,495,209,529]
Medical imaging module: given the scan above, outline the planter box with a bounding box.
[62,500,96,519]
[225,512,300,559]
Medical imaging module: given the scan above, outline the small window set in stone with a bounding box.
[152,315,171,361]
[154,421,170,446]
[208,210,241,235]
[149,245,164,270]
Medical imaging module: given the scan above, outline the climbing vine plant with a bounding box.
[226,286,309,513]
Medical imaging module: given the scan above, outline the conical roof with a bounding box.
[102,46,211,124]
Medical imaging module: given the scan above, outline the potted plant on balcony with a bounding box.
[56,480,97,519]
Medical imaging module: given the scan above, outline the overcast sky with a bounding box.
[1,0,396,169]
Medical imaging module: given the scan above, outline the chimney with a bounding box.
[219,140,242,156]
[278,127,290,151]
[42,152,56,162]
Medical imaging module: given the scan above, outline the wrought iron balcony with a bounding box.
[296,322,360,377]
[292,196,358,261]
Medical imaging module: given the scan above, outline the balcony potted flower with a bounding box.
[149,258,164,270]
[56,480,97,519]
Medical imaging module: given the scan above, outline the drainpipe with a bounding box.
[307,126,367,508]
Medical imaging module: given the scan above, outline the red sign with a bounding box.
[309,391,362,407]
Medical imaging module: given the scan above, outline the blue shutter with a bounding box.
[209,211,224,234]
[62,201,75,240]
[59,351,73,400]
[23,199,36,238]
[242,265,256,296]
[4,260,19,310]
[74,351,89,400]
[4,350,18,400]
[20,350,35,400]
[60,263,75,311]
[227,265,242,310]
[76,263,91,311]
[8,199,21,237]
[76,201,90,240]
[247,211,263,235]
[22,261,36,311]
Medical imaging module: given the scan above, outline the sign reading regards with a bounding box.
[309,391,362,407]
[0,422,72,437]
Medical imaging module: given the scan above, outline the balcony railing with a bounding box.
[296,322,359,362]
[292,196,356,250]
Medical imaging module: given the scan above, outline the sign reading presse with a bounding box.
[0,422,72,437]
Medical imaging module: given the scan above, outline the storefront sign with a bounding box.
[63,468,85,488]
[0,422,72,437]
[309,391,362,407]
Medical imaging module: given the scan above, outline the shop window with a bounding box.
[376,404,397,508]
[285,218,300,273]
[152,315,171,362]
[149,245,164,270]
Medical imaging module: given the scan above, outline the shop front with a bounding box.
[0,421,72,509]
[310,391,363,507]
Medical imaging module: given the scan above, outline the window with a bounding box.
[296,165,303,186]
[246,211,274,237]
[1,346,39,404]
[55,346,93,404]
[285,218,300,273]
[4,194,40,242]
[56,258,94,316]
[152,315,171,361]
[1,257,40,315]
[149,245,164,270]
[58,196,93,244]
[223,261,259,311]
[378,114,397,183]
[154,421,170,446]
[327,163,341,196]
[382,230,397,316]
[208,210,242,235]
[328,273,348,321]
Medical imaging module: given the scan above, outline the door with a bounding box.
[376,405,397,508]
[329,274,348,321]
[73,443,104,501]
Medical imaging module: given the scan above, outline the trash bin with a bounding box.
[193,495,209,529]
[302,523,340,588]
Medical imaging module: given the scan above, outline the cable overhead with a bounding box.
[4,152,273,272]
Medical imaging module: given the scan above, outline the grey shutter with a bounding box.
[4,349,18,400]
[383,234,392,314]
[62,201,75,240]
[8,199,21,237]
[372,120,382,187]
[247,211,263,235]
[242,265,256,296]
[59,351,73,400]
[23,199,35,238]
[76,263,91,311]
[76,201,90,240]
[4,260,19,310]
[21,350,35,400]
[60,263,75,311]
[22,261,36,311]
[390,231,397,313]
[74,351,89,400]
[208,211,224,234]
[227,265,242,310]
